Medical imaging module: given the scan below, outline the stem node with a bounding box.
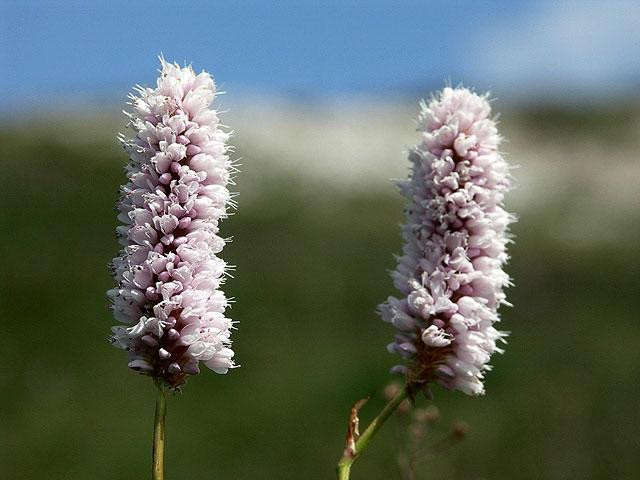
[336,385,408,479]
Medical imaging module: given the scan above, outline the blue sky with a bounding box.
[2,0,639,108]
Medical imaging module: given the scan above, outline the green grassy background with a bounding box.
[1,106,638,479]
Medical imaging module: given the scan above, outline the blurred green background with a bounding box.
[4,1,640,478]
[1,101,638,479]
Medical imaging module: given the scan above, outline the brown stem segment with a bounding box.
[337,385,409,479]
[152,384,167,480]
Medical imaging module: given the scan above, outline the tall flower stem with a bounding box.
[152,384,167,480]
[337,385,409,480]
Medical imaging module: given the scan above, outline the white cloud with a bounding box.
[473,1,640,94]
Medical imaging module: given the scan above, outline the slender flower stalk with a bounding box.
[108,58,238,479]
[337,386,409,480]
[338,87,513,478]
[152,384,167,480]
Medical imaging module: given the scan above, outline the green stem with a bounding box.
[337,460,352,480]
[152,384,167,480]
[337,385,409,479]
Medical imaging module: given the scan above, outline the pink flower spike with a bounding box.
[109,58,238,389]
[379,87,514,396]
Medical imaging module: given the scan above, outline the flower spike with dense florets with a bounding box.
[379,87,513,396]
[108,58,238,389]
